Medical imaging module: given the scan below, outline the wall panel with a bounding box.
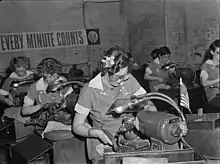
[186,0,220,68]
[84,0,128,70]
[127,0,166,64]
[0,1,88,75]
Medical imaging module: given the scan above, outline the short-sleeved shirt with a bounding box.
[23,77,73,106]
[0,70,34,96]
[74,73,146,159]
[200,60,219,101]
[145,58,169,92]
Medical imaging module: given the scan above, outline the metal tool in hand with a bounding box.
[161,63,176,71]
[209,85,220,89]
[10,80,35,88]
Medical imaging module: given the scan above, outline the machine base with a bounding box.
[185,113,220,160]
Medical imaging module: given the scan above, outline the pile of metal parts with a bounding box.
[104,92,187,153]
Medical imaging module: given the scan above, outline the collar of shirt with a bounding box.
[206,59,214,65]
[154,58,160,65]
[88,73,120,91]
[9,70,33,79]
[88,73,104,90]
[36,77,48,91]
[205,59,220,69]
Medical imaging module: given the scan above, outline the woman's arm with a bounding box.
[21,82,42,116]
[200,70,219,87]
[144,68,163,82]
[144,100,157,112]
[73,112,112,145]
[72,112,92,137]
[0,94,14,106]
[144,72,160,81]
[0,78,15,105]
[73,84,112,145]
[22,103,43,116]
[131,75,157,112]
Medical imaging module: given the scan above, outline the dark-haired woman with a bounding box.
[21,57,73,116]
[72,46,158,163]
[144,47,180,112]
[200,39,219,113]
[144,47,174,92]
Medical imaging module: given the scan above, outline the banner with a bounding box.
[0,29,88,52]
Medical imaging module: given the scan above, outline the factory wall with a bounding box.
[0,0,219,76]
[0,0,128,76]
[127,0,219,67]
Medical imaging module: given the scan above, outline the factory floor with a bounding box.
[1,145,220,164]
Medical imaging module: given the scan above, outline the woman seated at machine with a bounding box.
[0,56,35,107]
[144,47,179,112]
[144,47,177,92]
[200,39,219,113]
[0,56,37,140]
[22,57,73,115]
[21,58,77,133]
[0,56,36,119]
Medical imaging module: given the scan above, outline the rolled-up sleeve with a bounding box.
[0,78,12,96]
[200,70,209,80]
[74,84,92,116]
[134,87,146,96]
[23,83,36,106]
[145,67,152,75]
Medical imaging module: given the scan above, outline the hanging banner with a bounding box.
[0,29,88,52]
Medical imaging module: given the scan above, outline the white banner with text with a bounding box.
[0,29,88,52]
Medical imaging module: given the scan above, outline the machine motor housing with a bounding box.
[136,111,182,145]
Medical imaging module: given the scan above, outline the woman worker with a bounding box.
[72,46,180,163]
[200,39,219,113]
[0,56,34,107]
[0,56,35,139]
[144,46,175,92]
[22,57,73,116]
[144,47,179,112]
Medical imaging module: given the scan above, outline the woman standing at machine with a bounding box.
[200,39,219,113]
[72,46,160,163]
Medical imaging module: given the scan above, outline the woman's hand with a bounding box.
[144,101,157,112]
[8,93,14,101]
[90,129,113,146]
[165,85,171,90]
[154,83,170,91]
[4,98,14,106]
[179,122,188,136]
[157,77,165,83]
